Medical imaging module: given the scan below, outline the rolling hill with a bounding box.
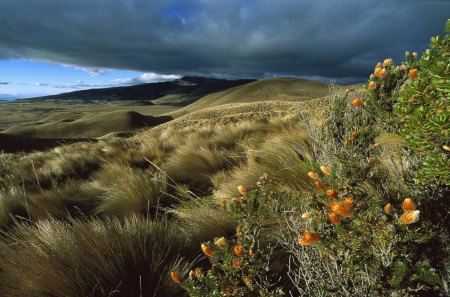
[169,77,330,117]
[2,110,171,138]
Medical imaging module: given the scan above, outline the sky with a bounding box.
[0,0,449,99]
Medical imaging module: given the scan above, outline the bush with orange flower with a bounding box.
[172,20,450,296]
[174,176,284,296]
[291,26,448,293]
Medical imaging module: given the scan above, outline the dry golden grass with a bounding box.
[170,77,329,118]
[0,217,194,297]
[0,114,315,227]
[214,130,315,202]
[171,196,237,244]
[88,163,168,217]
[0,99,179,131]
[3,110,171,138]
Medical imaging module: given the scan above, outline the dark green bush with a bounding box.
[394,19,450,186]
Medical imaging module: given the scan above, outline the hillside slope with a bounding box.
[170,77,329,117]
[3,110,171,138]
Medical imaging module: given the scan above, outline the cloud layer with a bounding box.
[0,1,448,83]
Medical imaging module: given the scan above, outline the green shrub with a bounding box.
[394,19,450,186]
[174,178,284,296]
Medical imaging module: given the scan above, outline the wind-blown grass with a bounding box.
[88,162,168,217]
[0,217,196,297]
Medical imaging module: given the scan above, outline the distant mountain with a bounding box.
[0,94,22,100]
[25,77,256,106]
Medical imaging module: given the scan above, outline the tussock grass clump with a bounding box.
[0,187,25,227]
[89,162,168,217]
[0,217,195,297]
[162,139,236,191]
[172,196,237,244]
[159,118,298,194]
[215,130,314,202]
[138,136,165,165]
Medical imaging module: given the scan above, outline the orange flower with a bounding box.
[329,200,352,216]
[325,117,331,123]
[384,203,393,214]
[301,212,312,219]
[351,98,364,107]
[308,171,319,180]
[193,267,202,277]
[237,185,247,196]
[219,198,227,207]
[379,68,387,78]
[189,267,202,278]
[232,259,241,269]
[374,67,382,77]
[234,244,244,257]
[351,131,358,139]
[320,165,331,175]
[409,68,418,79]
[369,81,377,90]
[328,212,341,224]
[298,231,320,246]
[170,271,181,284]
[315,181,325,190]
[215,237,227,247]
[383,58,393,67]
[402,198,416,212]
[201,243,213,257]
[376,62,382,68]
[342,196,354,209]
[399,210,420,225]
[326,189,337,199]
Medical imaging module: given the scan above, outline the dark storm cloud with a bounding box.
[0,0,448,83]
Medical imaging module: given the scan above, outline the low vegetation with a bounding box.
[0,20,448,296]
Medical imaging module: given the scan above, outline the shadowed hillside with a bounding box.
[26,77,256,105]
[0,133,94,153]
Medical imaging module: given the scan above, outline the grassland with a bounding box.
[0,74,448,296]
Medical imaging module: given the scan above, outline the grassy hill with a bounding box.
[2,110,171,138]
[170,77,329,117]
